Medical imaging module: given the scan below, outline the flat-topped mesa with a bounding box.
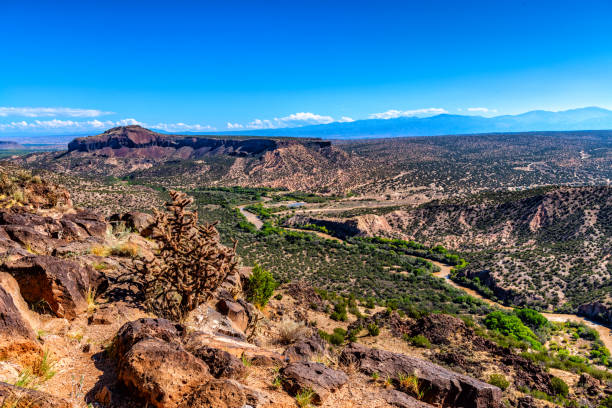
[67,125,331,157]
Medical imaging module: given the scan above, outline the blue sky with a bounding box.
[2,0,612,135]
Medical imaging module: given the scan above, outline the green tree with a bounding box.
[246,264,277,307]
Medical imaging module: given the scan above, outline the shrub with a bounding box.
[550,377,569,397]
[367,323,380,336]
[405,334,431,348]
[246,264,277,307]
[514,308,549,330]
[134,190,238,320]
[484,311,542,350]
[277,319,309,345]
[487,373,509,391]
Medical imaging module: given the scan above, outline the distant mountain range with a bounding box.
[216,107,612,139]
[4,107,612,142]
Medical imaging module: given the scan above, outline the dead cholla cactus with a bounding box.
[136,190,237,320]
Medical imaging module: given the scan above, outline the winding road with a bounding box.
[430,261,612,352]
[239,204,612,352]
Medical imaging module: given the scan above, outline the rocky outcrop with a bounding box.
[67,125,330,158]
[578,301,612,327]
[113,318,279,408]
[283,334,326,362]
[4,255,106,319]
[341,343,501,408]
[381,389,435,408]
[179,379,246,408]
[0,382,72,408]
[280,361,348,405]
[0,273,41,366]
[118,338,211,408]
[185,344,246,379]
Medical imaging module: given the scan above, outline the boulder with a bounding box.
[113,318,185,360]
[0,382,72,408]
[122,211,156,236]
[117,338,211,408]
[62,209,107,238]
[216,299,248,333]
[0,275,42,366]
[2,225,58,255]
[186,305,246,340]
[381,390,435,408]
[283,334,326,362]
[185,344,246,379]
[179,379,246,408]
[341,343,501,408]
[4,255,106,319]
[280,361,348,405]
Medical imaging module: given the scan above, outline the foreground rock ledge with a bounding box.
[341,342,501,408]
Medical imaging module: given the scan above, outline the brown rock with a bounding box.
[341,343,501,408]
[94,385,112,405]
[62,209,107,238]
[2,225,57,255]
[122,211,156,236]
[0,381,72,407]
[0,276,42,366]
[180,379,246,408]
[216,299,248,332]
[407,314,471,345]
[4,255,105,319]
[118,338,211,408]
[381,390,435,408]
[283,334,326,362]
[185,344,246,379]
[280,361,348,405]
[113,318,185,360]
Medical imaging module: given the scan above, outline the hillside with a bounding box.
[284,186,612,326]
[17,126,364,194]
[0,166,609,408]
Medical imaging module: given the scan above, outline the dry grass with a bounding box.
[276,319,309,345]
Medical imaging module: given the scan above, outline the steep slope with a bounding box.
[15,126,366,194]
[287,186,612,325]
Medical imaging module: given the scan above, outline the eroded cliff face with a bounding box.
[67,125,331,159]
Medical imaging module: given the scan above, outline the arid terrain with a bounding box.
[1,126,611,407]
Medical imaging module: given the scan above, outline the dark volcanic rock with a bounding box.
[280,361,348,405]
[118,338,211,408]
[0,274,41,365]
[185,344,246,379]
[180,379,246,408]
[341,343,501,408]
[113,318,185,360]
[4,255,106,319]
[381,389,435,408]
[283,334,326,362]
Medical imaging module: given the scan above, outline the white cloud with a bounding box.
[0,118,215,133]
[151,122,216,132]
[0,107,112,118]
[467,107,498,114]
[368,108,448,119]
[231,112,351,130]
